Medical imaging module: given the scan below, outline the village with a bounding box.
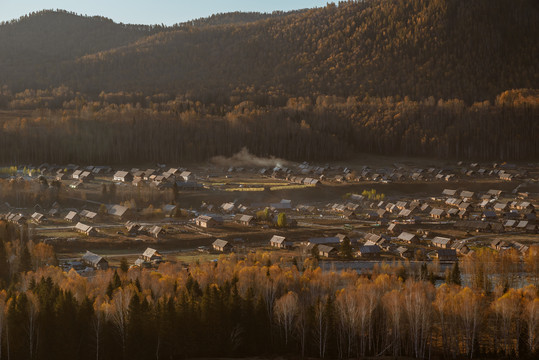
[0,158,537,278]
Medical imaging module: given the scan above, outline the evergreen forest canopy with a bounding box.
[0,0,537,163]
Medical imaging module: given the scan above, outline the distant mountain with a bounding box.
[0,1,537,102]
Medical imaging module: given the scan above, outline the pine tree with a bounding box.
[311,244,320,261]
[112,270,122,288]
[451,261,462,286]
[120,258,129,273]
[339,238,353,259]
[0,238,10,285]
[19,244,32,273]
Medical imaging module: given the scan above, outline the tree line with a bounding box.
[0,88,536,164]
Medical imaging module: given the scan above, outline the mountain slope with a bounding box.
[0,0,537,102]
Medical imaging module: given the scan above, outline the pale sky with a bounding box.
[1,0,330,25]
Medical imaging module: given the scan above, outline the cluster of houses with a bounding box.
[320,187,537,235]
[64,247,165,274]
[272,231,459,262]
[316,162,529,184]
[125,221,165,238]
[113,167,201,190]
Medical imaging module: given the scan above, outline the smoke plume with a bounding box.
[211,147,290,168]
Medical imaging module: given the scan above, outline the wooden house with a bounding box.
[434,249,458,263]
[80,210,98,221]
[213,239,233,252]
[113,171,133,182]
[74,222,97,236]
[107,205,130,219]
[395,246,413,259]
[150,226,165,238]
[430,209,445,219]
[270,235,292,249]
[65,211,80,223]
[432,236,452,249]
[318,245,337,258]
[398,232,419,244]
[31,212,47,224]
[387,223,401,234]
[234,214,255,226]
[357,245,381,258]
[195,215,218,228]
[141,248,163,263]
[81,251,108,270]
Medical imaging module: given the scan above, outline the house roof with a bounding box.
[65,211,78,220]
[396,246,411,254]
[114,171,130,178]
[364,233,382,242]
[359,245,381,254]
[82,251,106,266]
[308,237,340,245]
[234,214,254,223]
[437,249,457,258]
[196,215,214,222]
[318,245,336,253]
[213,239,229,248]
[32,212,45,221]
[80,209,97,219]
[75,222,94,233]
[142,248,161,258]
[430,209,445,216]
[432,236,451,246]
[388,223,400,231]
[398,232,416,241]
[270,235,287,244]
[150,226,164,235]
[107,205,129,217]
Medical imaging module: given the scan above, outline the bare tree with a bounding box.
[403,281,434,359]
[105,286,134,360]
[382,289,403,357]
[0,291,6,360]
[455,287,484,358]
[336,288,360,358]
[523,287,539,354]
[26,291,40,360]
[492,288,522,356]
[274,291,298,345]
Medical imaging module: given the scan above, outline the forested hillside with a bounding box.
[0,0,537,162]
[0,0,537,101]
